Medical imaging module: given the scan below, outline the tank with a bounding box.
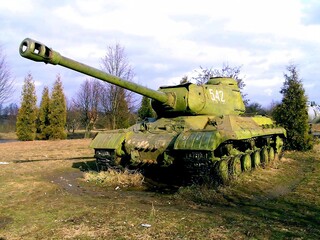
[19,38,286,184]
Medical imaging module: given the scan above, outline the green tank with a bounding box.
[19,38,286,184]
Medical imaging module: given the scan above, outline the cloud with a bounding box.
[302,0,320,25]
[1,0,320,109]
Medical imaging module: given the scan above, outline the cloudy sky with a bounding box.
[1,0,320,108]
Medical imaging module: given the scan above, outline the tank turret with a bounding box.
[19,38,245,118]
[20,37,286,185]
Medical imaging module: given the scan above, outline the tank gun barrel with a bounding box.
[19,38,169,104]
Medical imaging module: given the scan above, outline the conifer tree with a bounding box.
[38,86,51,140]
[49,74,67,139]
[138,96,155,119]
[115,88,131,128]
[16,73,37,141]
[272,64,313,151]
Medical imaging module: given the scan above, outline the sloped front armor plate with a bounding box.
[126,132,176,151]
[174,131,223,151]
[125,132,178,165]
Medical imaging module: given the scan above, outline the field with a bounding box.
[0,139,319,239]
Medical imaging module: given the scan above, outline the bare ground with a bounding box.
[0,139,319,239]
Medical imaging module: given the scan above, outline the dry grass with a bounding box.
[84,169,144,188]
[0,131,17,140]
[0,138,92,162]
[0,139,320,239]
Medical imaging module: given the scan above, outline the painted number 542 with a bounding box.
[209,89,225,103]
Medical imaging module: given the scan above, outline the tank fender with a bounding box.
[90,131,131,156]
[174,131,226,151]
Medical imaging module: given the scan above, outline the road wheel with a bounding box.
[229,156,242,176]
[260,147,269,166]
[251,151,261,168]
[215,160,229,183]
[269,147,275,162]
[241,154,252,172]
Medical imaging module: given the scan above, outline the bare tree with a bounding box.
[65,98,81,133]
[74,78,102,137]
[212,63,245,91]
[191,63,248,104]
[191,66,214,85]
[0,46,14,105]
[0,103,18,132]
[192,63,244,87]
[100,43,135,129]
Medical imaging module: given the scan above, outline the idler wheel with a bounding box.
[251,151,261,168]
[229,156,242,176]
[241,154,252,171]
[260,147,269,166]
[268,147,275,162]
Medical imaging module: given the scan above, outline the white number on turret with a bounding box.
[209,89,225,103]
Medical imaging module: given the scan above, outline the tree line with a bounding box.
[13,43,138,140]
[0,42,314,151]
[16,73,66,141]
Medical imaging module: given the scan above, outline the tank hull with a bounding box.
[91,115,286,183]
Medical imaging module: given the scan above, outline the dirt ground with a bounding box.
[0,139,320,239]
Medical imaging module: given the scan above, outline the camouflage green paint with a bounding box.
[19,37,286,181]
[19,38,169,105]
[19,38,245,118]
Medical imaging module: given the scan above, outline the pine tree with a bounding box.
[272,64,313,151]
[115,88,131,128]
[38,86,51,140]
[16,73,37,141]
[49,74,67,139]
[138,96,155,119]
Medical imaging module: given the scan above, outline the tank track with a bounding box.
[180,135,285,185]
[94,149,122,171]
[180,151,215,184]
[94,136,285,185]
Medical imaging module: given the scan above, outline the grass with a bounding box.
[0,131,17,140]
[0,130,98,140]
[83,169,145,189]
[0,139,319,239]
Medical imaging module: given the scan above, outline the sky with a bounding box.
[1,0,320,108]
